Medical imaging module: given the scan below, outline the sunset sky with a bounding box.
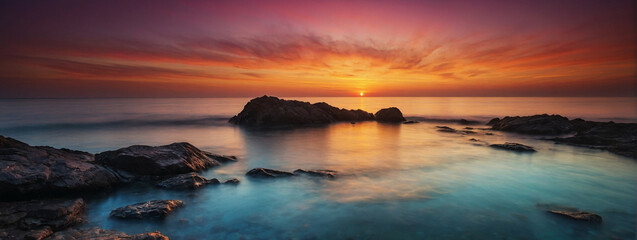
[0,0,635,98]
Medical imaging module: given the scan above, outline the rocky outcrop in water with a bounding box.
[548,210,602,223]
[109,200,184,219]
[46,227,169,240]
[229,96,375,126]
[0,136,121,200]
[490,143,536,152]
[293,169,337,178]
[223,178,240,184]
[245,168,295,178]
[488,114,637,159]
[436,126,477,135]
[0,198,86,240]
[96,143,235,176]
[156,173,219,190]
[374,107,406,123]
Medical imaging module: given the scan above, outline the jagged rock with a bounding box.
[46,227,169,240]
[245,168,295,178]
[548,210,602,223]
[229,96,374,126]
[293,169,337,178]
[374,107,406,123]
[156,173,219,190]
[96,143,234,175]
[0,198,85,240]
[487,114,574,135]
[223,178,240,184]
[109,200,184,219]
[490,143,536,152]
[0,136,121,200]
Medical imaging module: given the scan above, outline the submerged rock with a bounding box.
[553,120,637,159]
[548,210,602,223]
[245,168,295,178]
[487,114,574,135]
[0,136,121,200]
[0,198,85,240]
[109,200,184,219]
[436,126,476,135]
[229,96,374,126]
[293,169,337,178]
[223,178,240,184]
[96,142,233,175]
[156,173,219,190]
[490,143,536,152]
[375,107,406,123]
[47,227,169,240]
[402,120,419,124]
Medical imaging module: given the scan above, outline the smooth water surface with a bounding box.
[0,97,635,239]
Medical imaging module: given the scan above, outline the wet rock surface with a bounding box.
[96,142,232,176]
[109,200,184,220]
[0,136,121,200]
[155,173,219,190]
[490,142,536,152]
[46,227,169,240]
[245,168,295,178]
[223,178,240,184]
[548,210,602,223]
[488,114,574,135]
[293,169,337,178]
[0,198,85,240]
[374,107,406,123]
[229,96,375,126]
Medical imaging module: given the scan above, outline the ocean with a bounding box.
[1,97,636,239]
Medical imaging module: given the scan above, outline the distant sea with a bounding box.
[1,97,635,239]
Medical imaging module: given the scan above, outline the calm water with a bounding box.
[0,97,636,239]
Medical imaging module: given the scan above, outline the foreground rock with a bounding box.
[0,136,121,200]
[0,198,85,240]
[96,142,235,175]
[156,173,219,190]
[374,107,406,123]
[293,169,337,178]
[229,96,375,126]
[548,210,602,223]
[110,200,184,219]
[47,227,169,240]
[490,143,536,152]
[246,168,295,178]
[488,114,574,135]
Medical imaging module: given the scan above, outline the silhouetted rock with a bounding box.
[47,227,169,240]
[548,210,602,223]
[553,121,637,159]
[246,168,295,178]
[229,96,374,126]
[96,142,233,175]
[487,114,574,135]
[0,198,85,240]
[156,173,219,190]
[436,126,476,135]
[293,169,337,178]
[0,136,121,200]
[109,200,184,219]
[403,120,419,124]
[374,107,406,123]
[490,143,536,152]
[223,178,240,184]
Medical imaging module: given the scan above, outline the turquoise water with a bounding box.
[0,98,635,239]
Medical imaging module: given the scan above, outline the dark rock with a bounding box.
[490,143,536,152]
[485,133,494,135]
[403,120,419,124]
[436,126,457,133]
[206,154,237,163]
[223,178,240,184]
[548,210,602,223]
[487,114,574,135]
[468,138,479,142]
[0,198,85,240]
[109,200,184,219]
[96,142,229,175]
[553,121,637,159]
[46,227,169,240]
[156,173,218,190]
[374,107,406,123]
[293,169,337,178]
[0,136,121,200]
[229,96,374,126]
[245,168,295,178]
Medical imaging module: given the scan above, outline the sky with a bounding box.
[0,0,635,98]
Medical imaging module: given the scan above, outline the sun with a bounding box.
[360,92,364,97]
